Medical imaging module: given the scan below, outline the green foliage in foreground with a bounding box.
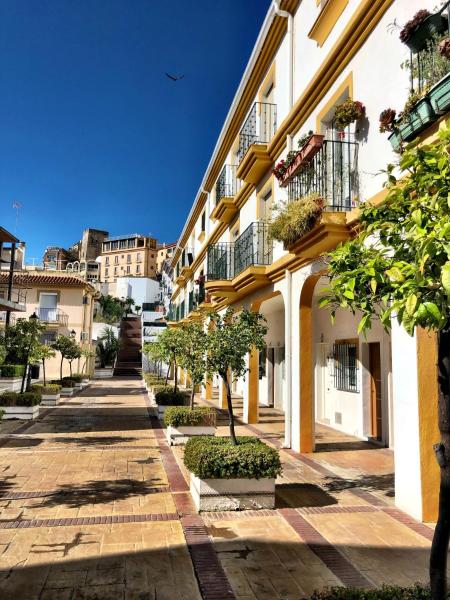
[0,392,41,407]
[164,406,216,428]
[184,436,282,479]
[31,384,61,393]
[305,584,443,599]
[0,364,25,377]
[154,389,189,406]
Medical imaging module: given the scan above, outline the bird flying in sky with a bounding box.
[165,72,184,81]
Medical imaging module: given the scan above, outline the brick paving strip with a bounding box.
[0,485,169,500]
[279,507,376,589]
[0,511,179,529]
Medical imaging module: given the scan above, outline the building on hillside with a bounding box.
[0,227,27,326]
[100,234,157,283]
[156,242,176,272]
[42,246,73,271]
[0,271,96,378]
[168,0,449,523]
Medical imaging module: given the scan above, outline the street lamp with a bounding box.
[29,312,38,321]
[70,329,76,339]
[27,312,39,390]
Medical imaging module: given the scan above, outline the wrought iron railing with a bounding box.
[207,222,272,281]
[0,312,16,325]
[287,139,359,211]
[238,102,277,163]
[198,281,205,304]
[188,291,194,314]
[179,248,194,270]
[36,307,69,326]
[207,243,235,281]
[0,283,27,306]
[215,165,239,204]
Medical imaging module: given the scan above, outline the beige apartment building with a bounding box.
[0,271,96,379]
[156,242,176,272]
[100,234,158,284]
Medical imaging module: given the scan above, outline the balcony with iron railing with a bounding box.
[236,102,277,184]
[287,139,359,212]
[211,165,241,225]
[207,222,272,283]
[175,248,195,285]
[0,283,27,312]
[35,307,69,327]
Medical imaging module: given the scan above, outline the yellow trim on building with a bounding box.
[309,0,349,47]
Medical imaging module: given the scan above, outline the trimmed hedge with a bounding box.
[73,373,90,380]
[152,384,175,395]
[0,365,25,378]
[184,436,282,479]
[52,379,76,388]
[64,375,83,383]
[0,392,41,407]
[305,584,436,600]
[154,389,189,406]
[164,407,217,428]
[0,408,4,420]
[31,384,61,394]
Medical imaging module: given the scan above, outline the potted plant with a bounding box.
[185,436,281,512]
[0,391,42,420]
[94,326,119,378]
[400,9,447,54]
[275,131,325,187]
[333,99,366,132]
[0,364,26,392]
[31,383,61,406]
[153,386,189,420]
[268,193,324,249]
[428,38,450,115]
[164,406,216,446]
[52,378,76,396]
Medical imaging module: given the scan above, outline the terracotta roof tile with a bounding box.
[0,271,95,291]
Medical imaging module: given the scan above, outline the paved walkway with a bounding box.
[0,377,443,599]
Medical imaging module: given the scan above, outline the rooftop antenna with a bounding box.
[12,200,22,235]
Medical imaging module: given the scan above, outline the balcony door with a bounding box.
[325,122,354,211]
[39,293,58,322]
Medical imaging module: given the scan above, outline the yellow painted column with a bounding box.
[186,371,192,388]
[243,347,259,424]
[205,377,213,401]
[179,368,185,386]
[417,328,440,522]
[219,375,228,409]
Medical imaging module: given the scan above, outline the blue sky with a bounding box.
[0,0,271,262]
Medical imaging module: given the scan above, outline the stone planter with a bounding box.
[41,394,61,406]
[0,405,40,420]
[60,387,74,397]
[94,368,114,379]
[189,473,275,512]
[74,383,83,391]
[429,72,450,115]
[166,425,216,446]
[157,405,171,420]
[0,377,23,393]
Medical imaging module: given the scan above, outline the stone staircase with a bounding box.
[114,315,142,376]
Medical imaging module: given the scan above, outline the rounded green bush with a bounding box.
[305,584,435,600]
[0,392,42,407]
[0,365,26,378]
[164,407,216,428]
[184,436,282,479]
[154,389,189,406]
[31,384,61,394]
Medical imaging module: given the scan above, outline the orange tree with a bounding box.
[319,123,450,599]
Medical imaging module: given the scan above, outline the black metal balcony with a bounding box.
[287,139,359,211]
[216,165,239,204]
[238,102,277,164]
[36,307,69,326]
[207,222,272,282]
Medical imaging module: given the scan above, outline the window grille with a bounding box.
[333,341,359,393]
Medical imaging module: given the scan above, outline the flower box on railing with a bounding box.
[275,134,324,187]
[428,72,450,115]
[388,97,435,150]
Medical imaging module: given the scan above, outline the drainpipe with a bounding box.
[273,0,294,151]
[283,268,292,448]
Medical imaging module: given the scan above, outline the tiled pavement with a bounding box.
[0,377,443,600]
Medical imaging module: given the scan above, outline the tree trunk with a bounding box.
[60,356,63,381]
[174,358,178,393]
[43,360,46,386]
[20,364,27,394]
[430,322,450,600]
[165,361,170,385]
[190,385,195,410]
[223,371,237,445]
[69,361,73,377]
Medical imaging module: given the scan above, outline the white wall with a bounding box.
[115,277,160,307]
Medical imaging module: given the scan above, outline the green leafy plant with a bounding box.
[184,436,282,479]
[154,389,189,406]
[29,343,55,386]
[0,364,25,378]
[400,9,431,44]
[96,294,125,324]
[164,406,216,428]
[0,392,41,407]
[305,583,438,600]
[157,327,187,393]
[298,129,314,149]
[319,122,450,599]
[96,327,120,368]
[268,194,323,248]
[206,308,267,445]
[80,348,95,375]
[52,336,78,380]
[178,322,208,409]
[31,384,61,394]
[333,99,365,131]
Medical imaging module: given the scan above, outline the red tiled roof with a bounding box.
[0,271,95,291]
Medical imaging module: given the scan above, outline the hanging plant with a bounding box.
[438,37,450,59]
[268,193,324,248]
[399,9,447,53]
[273,159,287,180]
[379,108,397,133]
[400,10,431,43]
[334,99,366,131]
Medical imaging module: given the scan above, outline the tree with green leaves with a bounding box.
[66,343,82,377]
[53,335,78,381]
[2,318,46,392]
[157,327,187,393]
[81,348,96,374]
[29,343,55,386]
[143,341,164,378]
[123,297,135,318]
[206,308,267,445]
[96,326,120,368]
[178,322,208,409]
[319,123,450,600]
[97,294,124,324]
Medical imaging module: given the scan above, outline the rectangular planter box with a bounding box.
[157,405,170,420]
[429,72,450,115]
[74,383,83,390]
[0,405,40,420]
[0,377,23,393]
[41,394,61,406]
[166,425,216,446]
[60,387,74,396]
[190,473,275,512]
[94,369,114,379]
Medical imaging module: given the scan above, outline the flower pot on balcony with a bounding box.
[403,12,447,54]
[278,134,324,187]
[429,72,450,115]
[389,97,435,149]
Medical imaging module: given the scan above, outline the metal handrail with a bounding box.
[238,102,277,163]
[216,165,240,204]
[36,307,69,326]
